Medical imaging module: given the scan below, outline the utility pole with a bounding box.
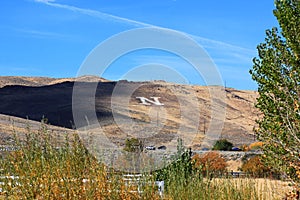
[203,118,206,135]
[157,106,159,128]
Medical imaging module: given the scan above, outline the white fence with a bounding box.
[0,174,164,197]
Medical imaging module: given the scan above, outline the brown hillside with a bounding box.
[0,77,259,150]
[0,76,109,88]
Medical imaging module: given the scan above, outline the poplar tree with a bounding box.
[250,0,300,184]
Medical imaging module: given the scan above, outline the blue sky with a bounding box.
[0,0,278,90]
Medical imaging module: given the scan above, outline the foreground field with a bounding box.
[0,126,294,199]
[208,178,292,200]
[0,176,293,200]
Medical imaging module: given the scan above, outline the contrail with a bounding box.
[34,0,157,28]
[34,0,255,55]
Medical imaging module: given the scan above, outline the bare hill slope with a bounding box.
[0,77,259,149]
[0,76,109,88]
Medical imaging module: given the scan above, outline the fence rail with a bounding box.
[0,145,19,152]
[1,171,287,196]
[0,174,164,196]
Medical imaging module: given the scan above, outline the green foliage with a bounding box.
[176,138,184,156]
[155,152,264,200]
[155,139,193,183]
[123,137,143,153]
[250,0,300,185]
[154,147,268,200]
[155,149,193,182]
[212,139,233,151]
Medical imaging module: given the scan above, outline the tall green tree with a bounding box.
[250,0,300,184]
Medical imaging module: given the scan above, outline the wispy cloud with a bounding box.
[0,64,40,73]
[33,0,254,56]
[35,0,56,2]
[191,35,255,55]
[15,28,71,39]
[34,0,156,28]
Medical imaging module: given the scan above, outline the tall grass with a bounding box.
[0,125,151,199]
[0,124,283,199]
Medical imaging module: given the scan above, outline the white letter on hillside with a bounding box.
[136,97,164,106]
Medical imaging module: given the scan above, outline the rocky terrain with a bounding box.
[0,76,260,150]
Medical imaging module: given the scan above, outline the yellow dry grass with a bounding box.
[210,178,293,200]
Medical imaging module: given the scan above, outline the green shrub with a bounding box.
[123,138,143,153]
[212,139,233,151]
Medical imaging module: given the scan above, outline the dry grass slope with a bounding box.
[0,76,259,149]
